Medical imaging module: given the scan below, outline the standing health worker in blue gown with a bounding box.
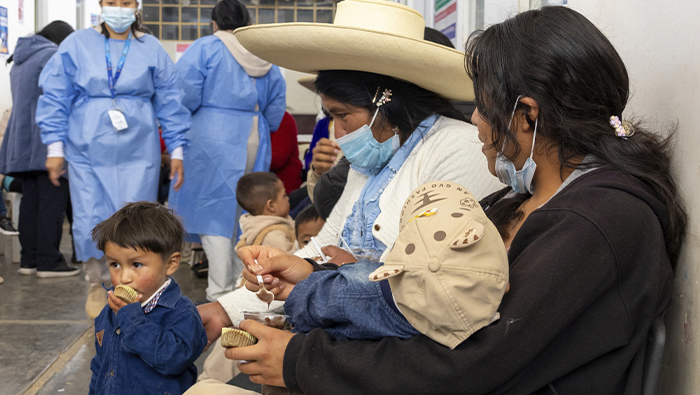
[36,0,190,317]
[167,0,286,301]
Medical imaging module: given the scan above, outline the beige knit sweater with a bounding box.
[236,214,296,253]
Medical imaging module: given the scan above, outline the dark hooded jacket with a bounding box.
[0,35,58,174]
[313,156,350,221]
[283,167,674,395]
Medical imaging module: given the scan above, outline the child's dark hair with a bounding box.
[91,201,183,260]
[294,205,321,235]
[236,172,281,215]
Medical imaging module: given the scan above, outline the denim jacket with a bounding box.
[89,279,207,395]
[284,260,419,340]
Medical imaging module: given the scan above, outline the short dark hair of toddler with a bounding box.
[91,201,184,260]
[294,205,321,235]
[236,172,281,215]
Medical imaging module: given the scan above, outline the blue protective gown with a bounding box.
[36,28,190,261]
[167,34,286,239]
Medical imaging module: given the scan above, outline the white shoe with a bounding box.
[19,267,37,275]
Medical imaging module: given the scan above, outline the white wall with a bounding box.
[80,0,102,30]
[482,0,519,28]
[0,0,36,115]
[36,0,76,31]
[565,1,700,392]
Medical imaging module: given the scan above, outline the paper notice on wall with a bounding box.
[91,14,100,27]
[18,0,24,24]
[0,6,8,56]
[434,0,458,47]
[176,43,191,61]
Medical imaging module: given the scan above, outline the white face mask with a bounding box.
[102,6,136,34]
[494,96,538,194]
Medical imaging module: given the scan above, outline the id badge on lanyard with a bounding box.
[106,31,132,131]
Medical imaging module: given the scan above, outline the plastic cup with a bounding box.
[241,311,290,330]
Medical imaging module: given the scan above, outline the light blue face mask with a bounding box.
[336,103,400,170]
[102,6,136,34]
[494,96,538,194]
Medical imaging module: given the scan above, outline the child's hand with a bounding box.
[107,290,143,315]
[321,245,357,266]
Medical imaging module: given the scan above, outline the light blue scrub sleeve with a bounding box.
[152,47,191,154]
[175,39,209,113]
[37,43,78,146]
[263,66,287,133]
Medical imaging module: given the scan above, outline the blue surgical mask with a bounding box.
[102,6,136,34]
[336,107,400,170]
[494,96,538,194]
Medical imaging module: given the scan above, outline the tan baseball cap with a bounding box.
[369,181,509,349]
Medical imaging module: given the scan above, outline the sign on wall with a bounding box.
[434,0,458,47]
[176,43,191,61]
[18,0,24,24]
[0,6,8,56]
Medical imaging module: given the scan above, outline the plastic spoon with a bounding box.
[253,259,274,308]
[310,237,329,262]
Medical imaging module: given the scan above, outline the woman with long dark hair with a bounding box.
[167,0,286,302]
[36,0,190,317]
[194,5,686,395]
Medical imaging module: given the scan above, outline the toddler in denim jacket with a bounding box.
[88,202,207,395]
[284,181,510,349]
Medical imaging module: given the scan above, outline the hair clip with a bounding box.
[371,87,381,104]
[375,89,393,108]
[610,116,634,139]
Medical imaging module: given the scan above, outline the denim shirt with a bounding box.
[341,115,438,260]
[285,259,419,340]
[89,279,207,395]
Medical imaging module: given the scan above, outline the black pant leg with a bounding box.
[18,174,39,268]
[35,174,69,271]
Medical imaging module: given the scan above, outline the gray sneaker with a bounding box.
[0,217,18,235]
[36,261,81,278]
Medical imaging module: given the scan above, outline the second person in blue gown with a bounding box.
[167,0,286,301]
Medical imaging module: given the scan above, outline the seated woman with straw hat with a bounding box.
[190,0,503,391]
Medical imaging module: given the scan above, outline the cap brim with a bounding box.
[234,23,474,101]
[297,74,317,92]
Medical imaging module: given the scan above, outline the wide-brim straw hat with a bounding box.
[234,0,474,101]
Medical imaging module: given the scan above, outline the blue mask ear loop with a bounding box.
[500,95,523,155]
[528,118,538,160]
[501,94,538,163]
